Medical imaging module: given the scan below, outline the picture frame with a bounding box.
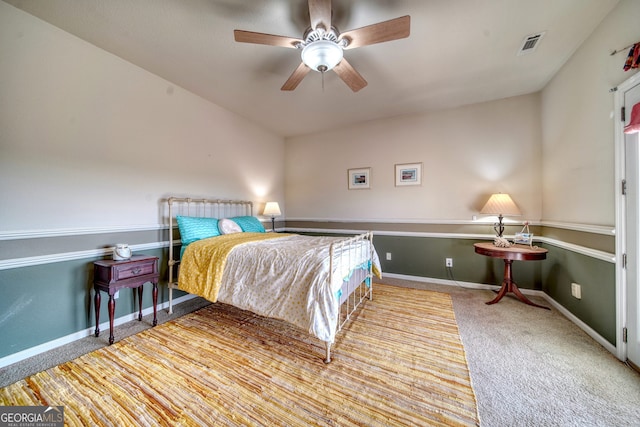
[395,162,422,186]
[514,232,534,246]
[514,222,533,246]
[348,167,371,190]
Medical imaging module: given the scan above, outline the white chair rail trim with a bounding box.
[1,218,271,241]
[0,220,614,269]
[0,242,170,271]
[286,227,615,264]
[285,218,615,236]
[0,224,167,240]
[0,219,613,241]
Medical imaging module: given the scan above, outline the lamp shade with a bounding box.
[301,40,343,72]
[263,202,281,217]
[480,193,521,216]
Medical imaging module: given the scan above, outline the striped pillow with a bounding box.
[176,216,220,246]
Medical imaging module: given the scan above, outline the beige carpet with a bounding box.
[0,284,479,426]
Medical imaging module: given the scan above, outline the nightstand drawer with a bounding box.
[115,259,156,280]
[94,255,159,285]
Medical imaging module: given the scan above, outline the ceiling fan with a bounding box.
[233,0,410,92]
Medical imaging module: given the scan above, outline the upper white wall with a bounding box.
[286,94,542,222]
[541,0,640,226]
[0,2,285,232]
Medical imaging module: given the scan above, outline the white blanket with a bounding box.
[213,234,381,343]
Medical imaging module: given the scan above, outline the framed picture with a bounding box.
[514,232,533,247]
[348,167,371,190]
[395,162,422,186]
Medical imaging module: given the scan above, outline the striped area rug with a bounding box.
[1,284,479,426]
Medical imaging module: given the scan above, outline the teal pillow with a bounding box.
[176,216,221,246]
[231,216,266,233]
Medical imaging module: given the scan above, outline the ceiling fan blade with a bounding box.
[308,0,332,30]
[281,62,311,91]
[333,59,367,92]
[234,30,301,48]
[339,15,410,49]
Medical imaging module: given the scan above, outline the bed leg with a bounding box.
[168,286,174,315]
[324,342,332,364]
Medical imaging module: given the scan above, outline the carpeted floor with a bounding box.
[3,277,640,426]
[0,284,479,426]
[383,276,640,427]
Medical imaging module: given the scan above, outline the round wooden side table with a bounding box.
[474,242,549,309]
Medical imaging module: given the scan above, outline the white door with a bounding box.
[624,82,640,367]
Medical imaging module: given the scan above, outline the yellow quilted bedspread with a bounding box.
[178,232,288,302]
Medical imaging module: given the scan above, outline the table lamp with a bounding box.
[263,202,281,232]
[480,193,521,237]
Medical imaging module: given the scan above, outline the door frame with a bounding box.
[614,72,640,361]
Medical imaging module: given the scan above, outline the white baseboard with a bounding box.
[383,272,499,291]
[0,293,197,369]
[539,294,617,356]
[382,272,618,358]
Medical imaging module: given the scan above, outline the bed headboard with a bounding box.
[167,196,253,220]
[166,197,254,307]
[167,196,254,253]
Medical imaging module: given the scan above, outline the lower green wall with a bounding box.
[0,232,617,361]
[373,235,545,290]
[372,235,616,345]
[0,248,185,359]
[542,248,616,344]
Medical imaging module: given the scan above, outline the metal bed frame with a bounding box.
[329,232,374,362]
[166,196,373,363]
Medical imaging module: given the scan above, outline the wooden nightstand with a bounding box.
[94,255,160,344]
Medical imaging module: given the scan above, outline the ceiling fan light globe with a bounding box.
[301,40,343,72]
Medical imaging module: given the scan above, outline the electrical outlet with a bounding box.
[386,252,392,261]
[571,283,582,299]
[445,258,453,268]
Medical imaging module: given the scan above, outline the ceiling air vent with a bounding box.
[517,32,545,56]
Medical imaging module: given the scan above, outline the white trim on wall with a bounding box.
[0,219,272,241]
[539,221,615,235]
[0,224,167,240]
[613,71,640,362]
[0,219,614,270]
[286,227,615,263]
[0,242,172,271]
[0,219,611,242]
[286,218,615,235]
[286,217,493,225]
[539,237,615,263]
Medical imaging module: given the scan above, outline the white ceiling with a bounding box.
[4,0,620,137]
